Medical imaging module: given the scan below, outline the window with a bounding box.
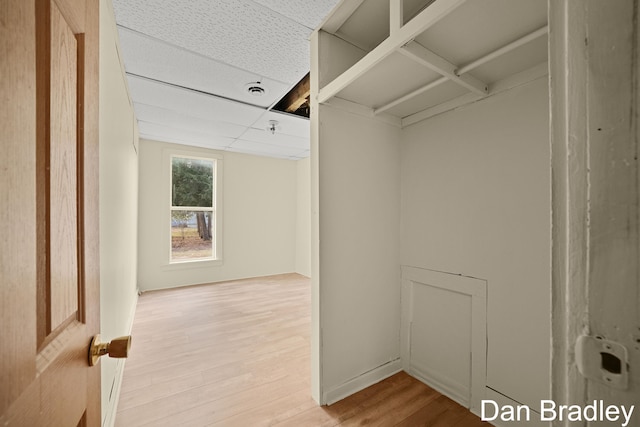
[170,155,218,263]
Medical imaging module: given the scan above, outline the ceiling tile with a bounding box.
[250,0,341,30]
[112,0,313,84]
[241,128,309,151]
[133,103,248,139]
[118,27,290,107]
[138,121,235,150]
[127,74,265,127]
[254,110,310,138]
[112,1,331,161]
[227,139,309,158]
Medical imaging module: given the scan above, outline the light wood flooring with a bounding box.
[116,274,489,426]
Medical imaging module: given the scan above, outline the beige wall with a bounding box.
[401,77,551,408]
[318,104,402,403]
[137,140,299,291]
[296,157,311,277]
[99,0,140,425]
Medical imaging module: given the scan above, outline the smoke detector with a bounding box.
[245,82,266,96]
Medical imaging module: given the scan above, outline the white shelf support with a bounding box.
[375,25,549,115]
[400,41,488,95]
[401,62,548,127]
[458,25,548,73]
[390,0,403,36]
[321,0,366,34]
[374,76,447,115]
[318,0,468,104]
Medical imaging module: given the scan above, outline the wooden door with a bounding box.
[1,0,101,425]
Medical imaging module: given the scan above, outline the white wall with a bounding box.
[137,140,298,290]
[318,104,402,403]
[295,157,311,277]
[401,77,551,408]
[99,0,140,425]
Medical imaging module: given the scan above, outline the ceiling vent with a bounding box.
[245,82,266,96]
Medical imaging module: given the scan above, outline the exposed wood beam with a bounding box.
[400,41,488,95]
[375,25,549,115]
[272,73,311,117]
[283,73,310,113]
[318,0,468,103]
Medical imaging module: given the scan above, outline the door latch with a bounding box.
[575,335,628,390]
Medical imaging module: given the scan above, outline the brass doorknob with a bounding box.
[89,334,131,366]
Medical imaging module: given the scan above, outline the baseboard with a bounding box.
[323,359,402,405]
[406,365,469,409]
[101,359,126,427]
[101,290,138,427]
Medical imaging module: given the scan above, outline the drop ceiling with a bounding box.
[112,0,341,159]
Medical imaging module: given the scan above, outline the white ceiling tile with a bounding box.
[127,74,265,127]
[250,0,341,30]
[112,0,312,84]
[112,1,334,159]
[228,139,308,158]
[255,110,310,138]
[138,121,235,150]
[134,103,247,139]
[241,128,309,151]
[118,27,290,107]
[225,145,294,160]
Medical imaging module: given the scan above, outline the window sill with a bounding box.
[162,258,223,271]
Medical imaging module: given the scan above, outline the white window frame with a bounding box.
[163,148,223,267]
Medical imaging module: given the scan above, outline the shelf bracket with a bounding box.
[390,0,403,36]
[317,0,468,104]
[375,26,548,115]
[374,76,447,115]
[399,41,488,95]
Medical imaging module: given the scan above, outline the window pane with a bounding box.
[172,157,214,207]
[171,210,214,261]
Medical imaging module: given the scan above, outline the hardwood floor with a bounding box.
[116,274,489,426]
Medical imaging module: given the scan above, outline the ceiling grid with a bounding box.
[112,0,340,159]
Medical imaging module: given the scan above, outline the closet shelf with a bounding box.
[317,0,548,122]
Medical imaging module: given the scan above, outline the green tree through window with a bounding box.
[171,156,216,261]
